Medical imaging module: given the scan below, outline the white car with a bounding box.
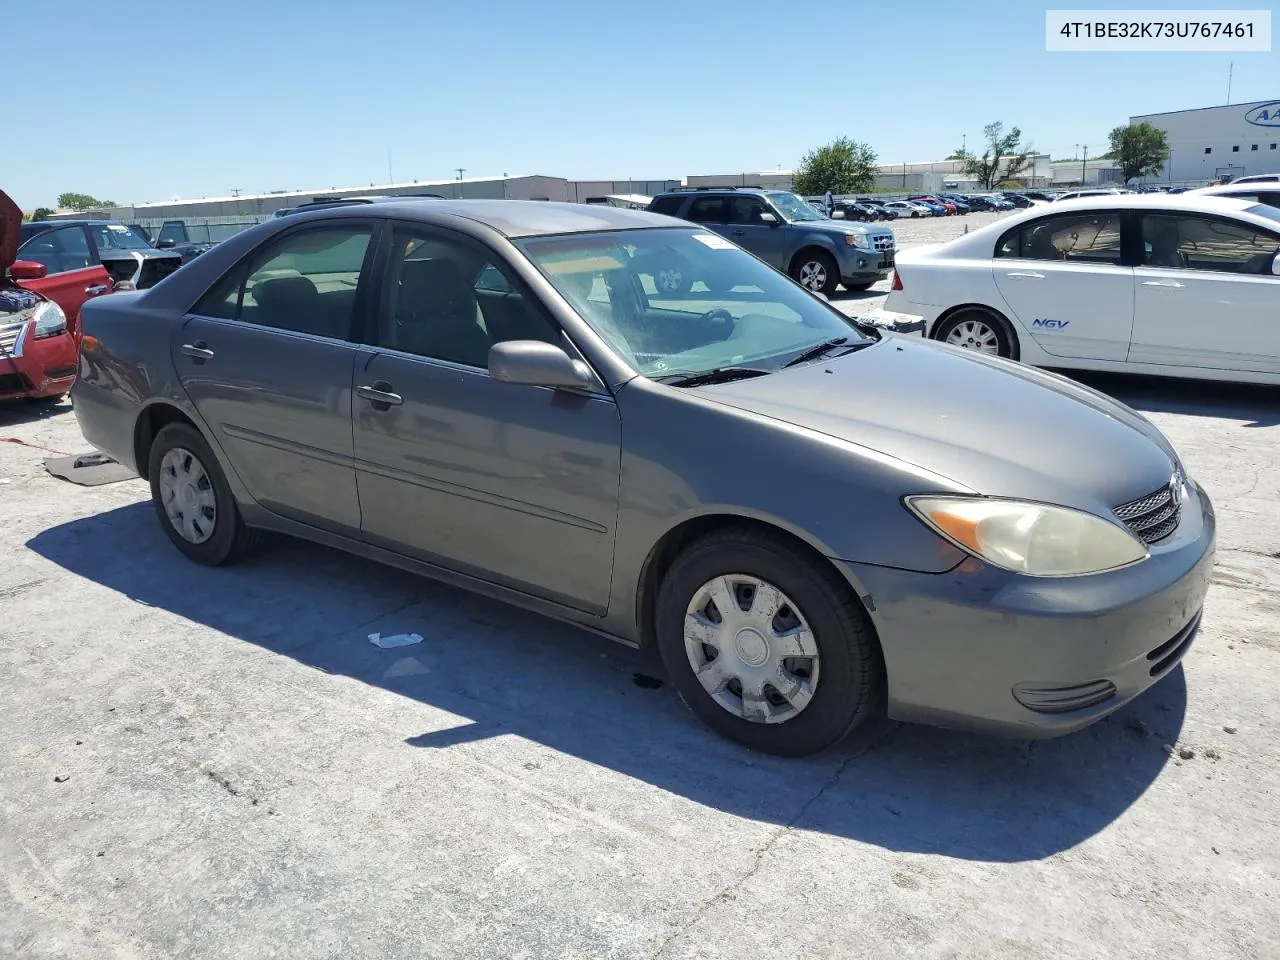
[1188,182,1280,207]
[882,200,931,219]
[883,194,1280,385]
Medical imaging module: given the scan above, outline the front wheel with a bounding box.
[655,529,882,756]
[654,265,692,296]
[933,308,1019,360]
[789,250,840,298]
[148,422,263,566]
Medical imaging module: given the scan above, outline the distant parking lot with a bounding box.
[1,315,1277,957]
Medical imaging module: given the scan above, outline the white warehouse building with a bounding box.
[1131,98,1280,184]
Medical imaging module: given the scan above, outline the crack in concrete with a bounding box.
[649,722,900,959]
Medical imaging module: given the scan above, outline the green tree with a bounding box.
[30,207,55,221]
[792,138,879,196]
[952,122,1036,189]
[1108,122,1169,182]
[57,192,115,211]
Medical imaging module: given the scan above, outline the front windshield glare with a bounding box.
[516,228,870,379]
[91,224,152,251]
[768,191,825,222]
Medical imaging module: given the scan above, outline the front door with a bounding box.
[352,224,621,613]
[171,221,376,537]
[1131,211,1280,374]
[991,210,1133,361]
[726,195,789,269]
[16,224,111,334]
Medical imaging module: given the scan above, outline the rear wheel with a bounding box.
[655,528,881,756]
[148,423,263,566]
[789,250,839,297]
[933,308,1019,360]
[654,265,692,296]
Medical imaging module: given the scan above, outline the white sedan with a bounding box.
[881,200,933,219]
[883,194,1280,385]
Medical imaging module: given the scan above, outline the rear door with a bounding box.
[991,210,1133,361]
[172,220,377,537]
[685,195,732,240]
[16,225,111,333]
[1131,211,1280,373]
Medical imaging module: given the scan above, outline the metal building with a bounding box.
[1130,99,1280,184]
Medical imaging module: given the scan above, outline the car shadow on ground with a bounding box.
[27,503,1185,864]
[0,397,70,429]
[1064,371,1280,428]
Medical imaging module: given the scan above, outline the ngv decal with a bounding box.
[1244,101,1280,127]
[1032,318,1070,329]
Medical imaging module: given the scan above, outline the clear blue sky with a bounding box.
[9,0,1277,208]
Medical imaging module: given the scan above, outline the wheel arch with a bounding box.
[633,512,881,657]
[787,242,838,276]
[132,401,200,481]
[930,302,1021,359]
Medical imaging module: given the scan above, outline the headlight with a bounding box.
[844,232,869,249]
[32,300,67,339]
[905,496,1148,577]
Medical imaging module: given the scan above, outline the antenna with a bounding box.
[1226,61,1234,104]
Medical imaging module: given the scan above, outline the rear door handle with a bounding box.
[357,381,403,409]
[85,284,109,295]
[1006,271,1045,280]
[1142,280,1185,288]
[181,341,215,361]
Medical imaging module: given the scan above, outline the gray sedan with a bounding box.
[71,200,1214,756]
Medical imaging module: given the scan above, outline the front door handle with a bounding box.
[357,381,403,410]
[181,341,215,362]
[85,284,110,295]
[1142,280,1185,288]
[1006,271,1046,280]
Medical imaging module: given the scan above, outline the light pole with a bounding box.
[1081,145,1088,186]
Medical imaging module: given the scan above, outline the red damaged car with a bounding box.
[1,190,79,403]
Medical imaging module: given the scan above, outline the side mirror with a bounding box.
[1273,252,1280,277]
[488,341,596,391]
[10,260,48,280]
[759,212,779,226]
[156,238,178,249]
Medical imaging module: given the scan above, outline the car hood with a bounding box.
[691,337,1179,513]
[0,189,20,270]
[797,218,881,236]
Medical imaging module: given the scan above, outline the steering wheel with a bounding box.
[701,308,736,339]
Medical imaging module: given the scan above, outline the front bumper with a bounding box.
[841,484,1216,738]
[0,330,79,400]
[837,241,895,282]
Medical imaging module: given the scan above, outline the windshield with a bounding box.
[90,223,153,252]
[516,227,872,381]
[1246,203,1280,226]
[767,191,826,222]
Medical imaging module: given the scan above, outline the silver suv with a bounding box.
[647,187,895,295]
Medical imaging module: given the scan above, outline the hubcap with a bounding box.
[683,575,820,725]
[945,318,1001,354]
[656,267,683,293]
[798,261,827,291]
[158,447,217,544]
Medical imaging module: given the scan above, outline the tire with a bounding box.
[843,280,875,292]
[654,265,692,296]
[148,422,263,566]
[25,393,66,404]
[655,528,882,756]
[933,308,1019,360]
[789,250,840,297]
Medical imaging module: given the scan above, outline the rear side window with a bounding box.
[648,196,685,217]
[192,226,373,339]
[686,196,730,223]
[996,213,1123,265]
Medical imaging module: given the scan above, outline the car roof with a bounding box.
[1038,193,1259,214]
[289,199,684,237]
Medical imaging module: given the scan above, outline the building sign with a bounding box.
[1244,101,1280,127]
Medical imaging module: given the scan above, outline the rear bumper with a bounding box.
[0,332,79,400]
[841,484,1216,738]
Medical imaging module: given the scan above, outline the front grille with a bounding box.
[0,322,24,356]
[1114,480,1181,544]
[873,235,895,251]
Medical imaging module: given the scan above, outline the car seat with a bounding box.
[393,258,491,367]
[1148,227,1186,268]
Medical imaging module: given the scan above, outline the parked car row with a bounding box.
[69,194,1215,757]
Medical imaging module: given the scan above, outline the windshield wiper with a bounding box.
[654,366,773,388]
[782,337,850,368]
